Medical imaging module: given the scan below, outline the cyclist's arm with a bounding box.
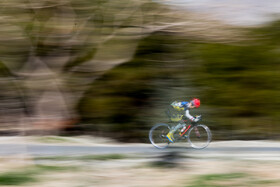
[185,109,195,121]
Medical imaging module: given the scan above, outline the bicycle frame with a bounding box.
[180,124,191,136]
[176,119,201,138]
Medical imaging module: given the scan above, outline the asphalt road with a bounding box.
[1,141,280,160]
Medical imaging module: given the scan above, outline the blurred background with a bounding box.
[1,1,280,187]
[0,0,280,142]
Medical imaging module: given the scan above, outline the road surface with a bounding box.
[0,141,279,160]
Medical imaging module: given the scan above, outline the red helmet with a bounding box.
[191,98,200,108]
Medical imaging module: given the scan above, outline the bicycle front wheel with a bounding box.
[187,124,211,149]
[149,123,170,149]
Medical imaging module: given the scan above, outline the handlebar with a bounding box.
[194,115,202,122]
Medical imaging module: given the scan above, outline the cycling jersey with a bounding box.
[171,101,196,121]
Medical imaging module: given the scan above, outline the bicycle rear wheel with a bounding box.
[187,124,211,149]
[149,123,170,149]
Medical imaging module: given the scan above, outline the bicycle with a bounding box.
[149,116,212,149]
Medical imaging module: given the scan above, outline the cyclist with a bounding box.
[166,98,201,143]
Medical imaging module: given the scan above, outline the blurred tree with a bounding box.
[78,32,197,142]
[1,0,280,141]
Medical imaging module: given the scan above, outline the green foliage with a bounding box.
[0,171,37,185]
[190,22,280,139]
[197,173,247,181]
[36,154,127,161]
[195,43,280,112]
[35,136,83,144]
[187,173,247,187]
[0,165,75,186]
[35,165,77,172]
[79,154,126,161]
[186,172,280,187]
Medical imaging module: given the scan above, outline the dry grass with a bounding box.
[0,154,279,187]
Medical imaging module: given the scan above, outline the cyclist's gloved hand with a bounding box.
[193,117,199,122]
[193,115,201,122]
